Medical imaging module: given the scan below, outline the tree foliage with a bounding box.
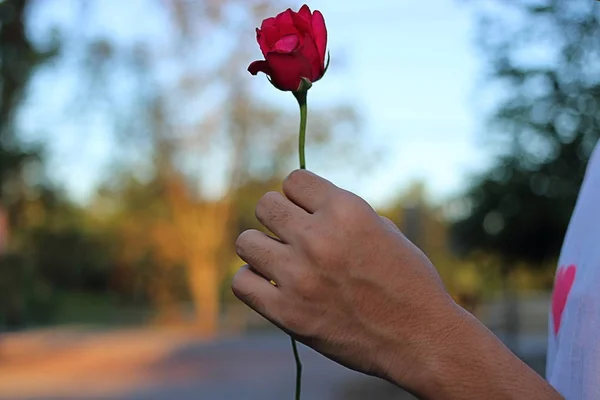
[0,0,368,332]
[452,0,600,266]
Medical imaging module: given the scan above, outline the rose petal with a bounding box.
[266,51,312,91]
[256,28,269,57]
[275,9,298,37]
[300,34,322,81]
[291,8,312,36]
[275,8,294,25]
[260,17,276,30]
[273,34,299,53]
[248,60,271,76]
[298,4,312,20]
[259,17,281,51]
[311,10,327,68]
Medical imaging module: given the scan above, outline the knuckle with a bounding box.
[231,268,266,311]
[304,232,336,264]
[231,267,245,293]
[332,192,369,220]
[285,170,326,197]
[263,190,283,202]
[235,230,254,256]
[256,246,275,268]
[256,191,281,216]
[256,191,291,226]
[235,231,275,267]
[242,290,266,313]
[292,270,319,297]
[299,220,316,239]
[231,267,249,298]
[284,169,308,189]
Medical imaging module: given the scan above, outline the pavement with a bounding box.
[0,328,415,400]
[0,294,551,400]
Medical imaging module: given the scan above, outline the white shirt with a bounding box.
[547,141,600,399]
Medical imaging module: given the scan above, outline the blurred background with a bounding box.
[1,0,599,398]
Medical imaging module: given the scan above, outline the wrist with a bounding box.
[376,295,464,395]
[384,302,562,400]
[386,300,471,398]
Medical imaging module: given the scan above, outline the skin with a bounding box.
[232,169,564,400]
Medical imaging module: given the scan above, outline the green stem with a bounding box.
[296,91,308,170]
[291,336,302,400]
[292,89,308,400]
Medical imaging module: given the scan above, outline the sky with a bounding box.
[311,0,491,207]
[22,0,494,209]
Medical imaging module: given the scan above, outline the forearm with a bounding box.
[386,304,564,400]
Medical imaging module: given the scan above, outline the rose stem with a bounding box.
[291,336,302,400]
[296,90,308,170]
[292,88,308,400]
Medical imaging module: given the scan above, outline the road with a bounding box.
[0,294,550,400]
[0,329,414,400]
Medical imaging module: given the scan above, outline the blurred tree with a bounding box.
[0,0,369,333]
[0,0,59,197]
[3,186,117,328]
[452,0,600,349]
[0,0,65,329]
[1,0,39,230]
[62,0,365,334]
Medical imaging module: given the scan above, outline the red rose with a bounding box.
[248,4,328,92]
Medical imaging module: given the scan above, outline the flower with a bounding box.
[248,4,328,92]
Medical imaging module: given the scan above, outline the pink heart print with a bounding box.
[551,264,577,335]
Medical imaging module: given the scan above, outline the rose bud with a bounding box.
[248,4,328,92]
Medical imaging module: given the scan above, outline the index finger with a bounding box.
[282,169,337,213]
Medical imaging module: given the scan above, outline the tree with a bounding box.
[451,0,600,349]
[0,0,370,333]
[1,0,46,225]
[38,0,366,334]
[0,0,62,329]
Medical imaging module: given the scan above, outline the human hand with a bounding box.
[232,169,457,391]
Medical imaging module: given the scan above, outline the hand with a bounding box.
[232,169,455,389]
[232,170,563,400]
